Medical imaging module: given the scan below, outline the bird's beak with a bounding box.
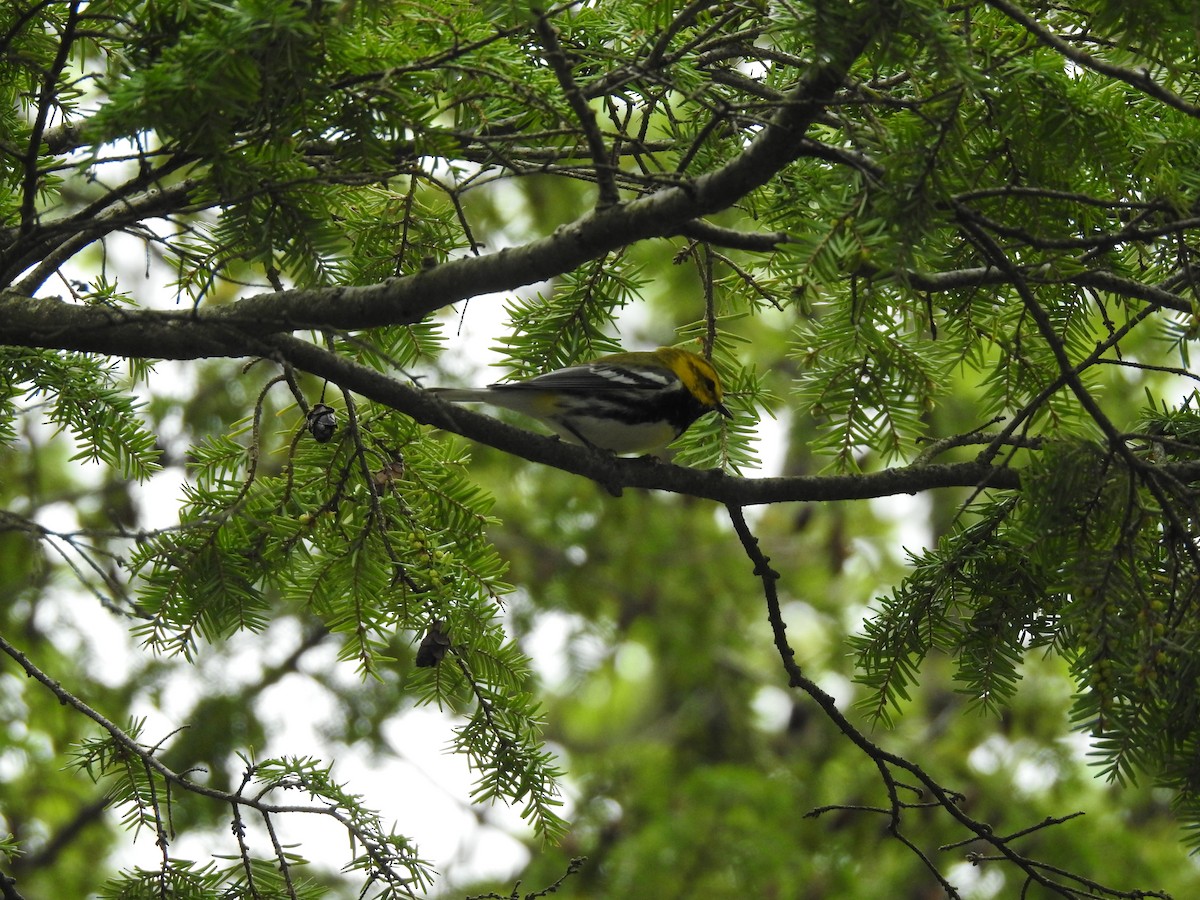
[715,401,733,419]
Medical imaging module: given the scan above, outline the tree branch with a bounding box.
[214,28,856,329]
[20,0,80,232]
[12,312,1200,503]
[956,206,1200,572]
[534,14,620,208]
[0,873,26,900]
[986,0,1200,119]
[671,219,794,251]
[0,629,425,895]
[255,332,1033,503]
[0,13,873,342]
[725,502,1172,900]
[892,264,1194,315]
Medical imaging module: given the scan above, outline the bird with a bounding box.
[428,346,732,455]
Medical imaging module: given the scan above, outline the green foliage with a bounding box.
[793,292,958,469]
[98,858,326,900]
[855,431,1200,849]
[2,349,161,481]
[123,391,565,841]
[250,755,433,893]
[497,259,636,378]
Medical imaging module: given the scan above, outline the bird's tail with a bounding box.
[426,387,495,403]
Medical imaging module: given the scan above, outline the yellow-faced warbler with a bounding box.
[430,347,732,454]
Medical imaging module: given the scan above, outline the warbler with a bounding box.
[429,347,732,454]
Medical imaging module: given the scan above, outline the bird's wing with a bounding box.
[492,362,673,393]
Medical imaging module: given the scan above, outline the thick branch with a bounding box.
[219,37,861,329]
[262,332,1024,502]
[1,17,873,345]
[11,312,1200,501]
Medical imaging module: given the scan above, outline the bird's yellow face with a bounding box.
[657,347,726,409]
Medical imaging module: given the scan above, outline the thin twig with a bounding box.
[260,811,299,900]
[0,873,26,900]
[941,812,1088,852]
[20,0,80,232]
[725,502,965,896]
[0,631,422,892]
[534,14,619,208]
[724,502,1157,899]
[957,207,1200,574]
